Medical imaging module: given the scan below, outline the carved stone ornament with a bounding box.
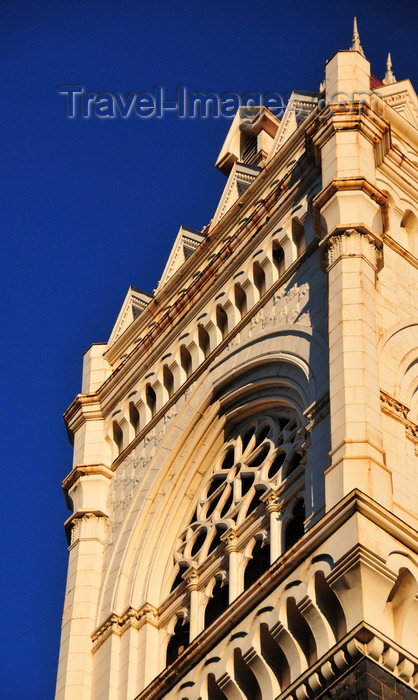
[174,410,304,570]
[323,229,383,271]
[70,513,105,546]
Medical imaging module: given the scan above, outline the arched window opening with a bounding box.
[190,529,207,557]
[112,421,123,456]
[253,261,266,296]
[292,218,305,257]
[272,240,285,275]
[286,597,316,664]
[249,444,270,468]
[314,571,346,641]
[268,451,286,479]
[284,500,305,550]
[241,425,255,453]
[166,617,190,666]
[387,568,418,643]
[400,209,418,234]
[240,473,255,497]
[205,578,229,628]
[400,209,418,255]
[207,478,222,499]
[234,648,262,700]
[255,423,271,446]
[198,324,210,359]
[179,345,192,378]
[163,365,174,398]
[260,623,291,690]
[234,283,247,318]
[146,383,156,417]
[219,488,233,518]
[207,525,225,554]
[129,402,140,436]
[180,344,192,378]
[171,411,305,633]
[216,305,228,340]
[221,446,235,469]
[246,488,263,515]
[244,539,270,589]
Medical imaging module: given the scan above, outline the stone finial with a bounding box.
[350,17,365,57]
[382,52,397,85]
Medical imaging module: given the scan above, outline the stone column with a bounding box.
[55,514,106,700]
[186,568,201,641]
[264,491,282,562]
[136,604,159,691]
[322,228,392,509]
[56,465,112,700]
[223,530,239,603]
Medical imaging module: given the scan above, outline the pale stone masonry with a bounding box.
[56,24,418,700]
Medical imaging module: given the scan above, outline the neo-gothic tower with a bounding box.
[56,27,418,700]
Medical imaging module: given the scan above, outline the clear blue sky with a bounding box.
[0,1,416,698]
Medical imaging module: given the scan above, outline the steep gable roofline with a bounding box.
[108,285,152,347]
[155,225,206,293]
[374,79,418,131]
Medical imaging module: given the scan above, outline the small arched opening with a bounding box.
[128,402,140,437]
[216,305,228,340]
[253,261,266,297]
[284,499,305,550]
[145,383,156,417]
[180,345,192,378]
[166,616,190,666]
[163,365,174,398]
[204,578,229,628]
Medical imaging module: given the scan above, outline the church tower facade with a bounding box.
[56,30,418,700]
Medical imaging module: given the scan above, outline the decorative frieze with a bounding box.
[380,390,410,422]
[227,281,311,353]
[380,390,418,454]
[92,602,159,648]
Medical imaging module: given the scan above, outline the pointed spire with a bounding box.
[383,52,397,85]
[350,17,365,57]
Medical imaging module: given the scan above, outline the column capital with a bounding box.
[320,227,383,273]
[67,512,107,547]
[221,529,238,552]
[261,489,282,513]
[184,567,200,591]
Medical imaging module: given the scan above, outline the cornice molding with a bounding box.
[62,463,113,491]
[280,625,418,700]
[306,102,390,160]
[63,393,103,434]
[313,176,388,214]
